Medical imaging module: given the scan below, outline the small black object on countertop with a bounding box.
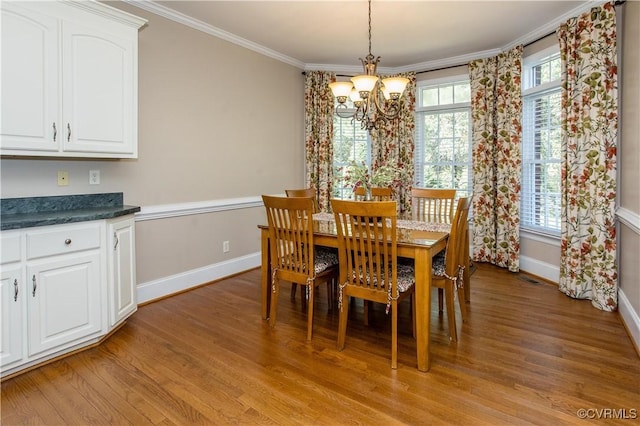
[1,193,140,231]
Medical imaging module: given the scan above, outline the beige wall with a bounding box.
[0,2,306,284]
[619,1,640,318]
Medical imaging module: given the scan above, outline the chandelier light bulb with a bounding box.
[382,77,410,100]
[329,81,354,103]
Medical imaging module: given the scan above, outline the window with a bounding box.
[521,49,562,235]
[415,78,472,198]
[332,98,371,199]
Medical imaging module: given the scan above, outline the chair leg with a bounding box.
[337,295,349,351]
[290,283,297,301]
[269,278,280,329]
[307,284,315,341]
[391,302,398,369]
[457,281,468,322]
[464,229,471,303]
[364,300,370,326]
[326,279,335,311]
[411,294,416,339]
[445,283,458,342]
[438,288,444,313]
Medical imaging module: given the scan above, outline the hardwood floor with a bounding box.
[2,263,638,425]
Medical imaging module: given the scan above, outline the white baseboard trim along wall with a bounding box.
[137,252,261,304]
[616,206,640,353]
[519,255,559,283]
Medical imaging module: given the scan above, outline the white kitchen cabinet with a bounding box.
[0,216,138,379]
[107,216,137,327]
[0,263,24,370]
[0,1,146,158]
[27,251,103,357]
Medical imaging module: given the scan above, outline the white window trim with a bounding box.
[521,45,562,241]
[415,76,472,196]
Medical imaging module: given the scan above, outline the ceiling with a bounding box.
[131,0,593,72]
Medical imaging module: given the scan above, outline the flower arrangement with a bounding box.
[342,161,404,194]
[371,164,403,187]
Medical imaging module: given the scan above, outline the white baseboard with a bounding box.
[136,252,261,304]
[519,255,560,283]
[619,288,640,353]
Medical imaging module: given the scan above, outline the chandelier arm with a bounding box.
[335,105,355,119]
[370,85,402,121]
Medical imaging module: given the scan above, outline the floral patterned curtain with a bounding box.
[557,2,618,311]
[304,71,336,212]
[371,72,416,213]
[469,46,523,272]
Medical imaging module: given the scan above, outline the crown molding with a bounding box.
[123,0,305,69]
[504,1,600,52]
[65,0,147,28]
[125,0,598,74]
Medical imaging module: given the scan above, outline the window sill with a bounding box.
[520,228,560,246]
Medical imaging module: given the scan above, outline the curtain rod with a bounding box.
[306,0,626,77]
[418,0,626,75]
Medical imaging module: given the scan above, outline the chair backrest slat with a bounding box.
[263,195,315,282]
[371,187,392,201]
[411,188,456,222]
[332,200,397,299]
[285,188,319,213]
[353,186,392,201]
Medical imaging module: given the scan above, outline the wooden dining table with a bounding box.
[258,212,450,372]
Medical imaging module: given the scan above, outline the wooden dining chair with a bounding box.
[353,186,367,201]
[371,187,392,200]
[262,195,338,340]
[411,188,456,222]
[285,188,337,307]
[285,188,319,213]
[331,199,415,369]
[353,186,392,201]
[431,196,471,342]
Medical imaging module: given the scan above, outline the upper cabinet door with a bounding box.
[0,1,144,159]
[61,21,136,156]
[0,4,60,152]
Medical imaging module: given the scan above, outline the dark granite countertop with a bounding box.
[1,193,140,231]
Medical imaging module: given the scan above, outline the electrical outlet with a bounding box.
[89,170,100,185]
[223,241,230,253]
[57,171,69,186]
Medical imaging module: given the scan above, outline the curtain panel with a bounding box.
[304,71,336,212]
[469,46,523,272]
[557,2,618,311]
[371,72,416,213]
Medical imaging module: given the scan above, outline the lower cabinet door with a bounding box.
[108,217,137,327]
[1,264,24,370]
[27,252,102,357]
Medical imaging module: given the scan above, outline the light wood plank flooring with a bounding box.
[2,263,639,425]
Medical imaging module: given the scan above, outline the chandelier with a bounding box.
[329,0,409,131]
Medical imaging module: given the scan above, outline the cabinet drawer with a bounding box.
[1,233,22,264]
[26,223,101,259]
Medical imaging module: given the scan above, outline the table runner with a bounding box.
[313,212,451,233]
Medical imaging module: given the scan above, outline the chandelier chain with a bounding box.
[368,0,372,56]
